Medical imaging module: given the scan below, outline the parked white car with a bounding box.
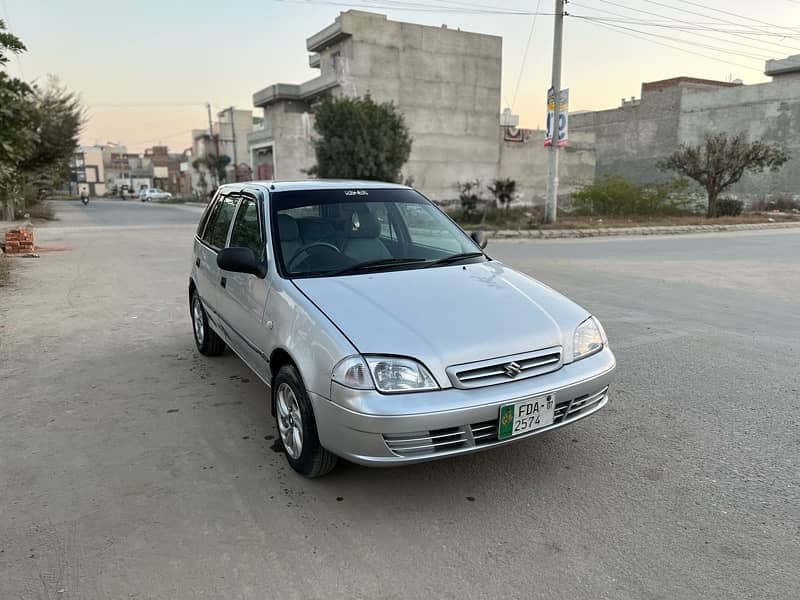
[189,180,616,477]
[139,188,173,202]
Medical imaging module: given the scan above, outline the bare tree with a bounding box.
[658,132,788,218]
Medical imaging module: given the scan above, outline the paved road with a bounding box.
[1,201,798,599]
[44,198,205,228]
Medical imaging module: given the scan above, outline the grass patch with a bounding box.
[450,210,800,231]
[449,207,546,229]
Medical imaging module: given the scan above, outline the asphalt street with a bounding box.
[1,199,798,599]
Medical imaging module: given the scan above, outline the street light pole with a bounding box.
[545,0,565,224]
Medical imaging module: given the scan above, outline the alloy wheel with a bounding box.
[276,382,304,459]
[192,296,205,345]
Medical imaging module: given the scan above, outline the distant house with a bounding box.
[571,56,800,203]
[70,146,106,197]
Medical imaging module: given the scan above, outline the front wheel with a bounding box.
[190,292,225,356]
[274,365,338,478]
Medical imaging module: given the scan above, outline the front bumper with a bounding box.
[311,347,616,466]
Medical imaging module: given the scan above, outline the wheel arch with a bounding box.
[269,347,300,416]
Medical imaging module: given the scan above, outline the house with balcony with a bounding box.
[248,10,503,200]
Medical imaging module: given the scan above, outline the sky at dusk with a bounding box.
[3,0,798,152]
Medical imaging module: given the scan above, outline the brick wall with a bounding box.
[3,228,35,254]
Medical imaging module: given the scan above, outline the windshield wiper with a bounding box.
[329,257,428,277]
[424,252,485,268]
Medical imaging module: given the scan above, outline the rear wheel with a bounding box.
[274,365,338,478]
[191,292,225,356]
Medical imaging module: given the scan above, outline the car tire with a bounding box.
[190,291,225,356]
[274,364,338,478]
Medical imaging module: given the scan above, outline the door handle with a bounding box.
[220,276,227,288]
[195,257,201,267]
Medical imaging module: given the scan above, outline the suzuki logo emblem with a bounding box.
[504,361,522,378]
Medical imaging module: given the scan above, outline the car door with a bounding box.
[193,192,239,333]
[216,193,272,381]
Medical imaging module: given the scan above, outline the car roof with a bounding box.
[217,179,412,195]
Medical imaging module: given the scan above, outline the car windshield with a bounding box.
[270,188,485,277]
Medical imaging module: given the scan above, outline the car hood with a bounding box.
[293,261,590,387]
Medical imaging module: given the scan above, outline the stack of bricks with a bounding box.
[3,227,35,254]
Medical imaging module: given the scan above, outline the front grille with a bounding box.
[470,420,498,446]
[563,387,607,420]
[383,386,609,458]
[447,347,562,389]
[383,427,468,457]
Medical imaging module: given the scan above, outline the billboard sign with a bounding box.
[544,87,569,147]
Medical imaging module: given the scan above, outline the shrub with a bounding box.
[488,178,517,210]
[449,206,543,229]
[715,198,743,216]
[571,175,693,217]
[456,179,484,219]
[750,194,799,212]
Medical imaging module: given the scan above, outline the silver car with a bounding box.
[189,180,616,477]
[140,188,173,202]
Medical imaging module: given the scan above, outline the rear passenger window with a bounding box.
[203,195,238,249]
[229,199,264,260]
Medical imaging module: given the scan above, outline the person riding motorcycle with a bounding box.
[80,189,89,205]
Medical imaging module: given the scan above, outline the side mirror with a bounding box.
[217,247,266,278]
[470,231,488,249]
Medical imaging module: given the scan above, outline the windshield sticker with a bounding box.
[344,190,368,196]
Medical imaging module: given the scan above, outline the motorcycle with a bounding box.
[80,193,89,206]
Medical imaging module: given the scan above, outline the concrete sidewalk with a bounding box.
[484,220,800,239]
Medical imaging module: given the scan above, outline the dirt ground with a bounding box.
[1,200,798,599]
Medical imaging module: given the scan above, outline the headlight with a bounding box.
[332,355,439,393]
[573,317,606,361]
[366,356,439,393]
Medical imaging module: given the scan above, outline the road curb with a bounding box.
[485,221,800,240]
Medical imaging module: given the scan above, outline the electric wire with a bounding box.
[512,0,543,110]
[574,17,764,72]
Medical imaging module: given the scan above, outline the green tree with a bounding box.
[193,151,231,191]
[0,23,84,218]
[22,76,86,188]
[0,19,38,219]
[658,132,789,218]
[309,94,412,182]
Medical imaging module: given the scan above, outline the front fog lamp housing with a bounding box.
[573,317,606,361]
[366,356,439,393]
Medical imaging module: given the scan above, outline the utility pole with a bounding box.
[545,0,565,224]
[228,106,238,181]
[206,102,219,189]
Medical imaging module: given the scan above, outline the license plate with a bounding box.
[498,394,555,440]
